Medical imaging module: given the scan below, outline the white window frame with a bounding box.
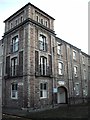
[40,83,48,99]
[10,22,13,29]
[82,56,85,64]
[39,34,47,51]
[11,57,18,76]
[83,69,86,79]
[36,15,39,22]
[73,50,76,60]
[58,61,64,75]
[15,19,18,26]
[0,63,2,77]
[83,85,88,96]
[0,45,3,57]
[11,83,18,99]
[57,43,61,55]
[40,56,47,76]
[20,15,23,22]
[11,35,19,52]
[45,20,48,27]
[75,83,79,96]
[41,18,44,24]
[74,66,78,77]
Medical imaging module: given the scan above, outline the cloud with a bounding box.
[0,0,88,53]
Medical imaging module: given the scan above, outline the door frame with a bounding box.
[57,86,68,104]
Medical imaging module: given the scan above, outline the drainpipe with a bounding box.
[70,45,75,104]
[52,43,57,107]
[79,50,83,103]
[65,43,70,104]
[52,45,54,107]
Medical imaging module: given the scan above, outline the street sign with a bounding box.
[53,88,57,93]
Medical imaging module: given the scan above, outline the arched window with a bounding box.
[40,56,47,76]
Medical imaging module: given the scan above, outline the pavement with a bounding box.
[2,104,67,117]
[2,104,90,119]
[2,107,28,117]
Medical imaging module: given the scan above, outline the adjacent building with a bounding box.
[88,1,90,102]
[2,3,90,110]
[53,37,89,105]
[0,39,3,120]
[88,1,90,55]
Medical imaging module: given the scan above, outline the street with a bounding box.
[2,104,90,119]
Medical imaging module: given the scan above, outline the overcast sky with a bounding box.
[0,0,88,54]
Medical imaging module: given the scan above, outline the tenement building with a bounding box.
[0,39,3,119]
[2,3,90,110]
[52,37,89,105]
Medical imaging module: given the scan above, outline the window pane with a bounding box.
[36,16,38,22]
[11,59,14,66]
[41,57,43,64]
[57,45,61,54]
[11,83,18,99]
[16,36,18,42]
[40,91,43,97]
[40,57,43,75]
[73,51,76,59]
[12,91,16,97]
[12,83,17,90]
[58,62,61,69]
[58,62,63,75]
[40,83,47,98]
[12,84,14,90]
[21,16,23,22]
[39,36,43,42]
[44,58,47,75]
[11,58,17,76]
[74,67,76,73]
[43,90,47,98]
[15,58,18,65]
[84,70,86,79]
[40,83,43,89]
[45,21,47,27]
[12,36,19,52]
[43,36,46,43]
[75,84,79,95]
[15,84,17,90]
[59,69,61,75]
[41,19,43,24]
[0,46,3,56]
[0,64,2,77]
[74,66,78,77]
[44,83,47,90]
[39,35,47,51]
[40,57,47,75]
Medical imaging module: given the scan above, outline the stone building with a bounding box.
[2,3,55,109]
[2,3,90,110]
[0,39,3,120]
[54,37,89,104]
[88,1,90,55]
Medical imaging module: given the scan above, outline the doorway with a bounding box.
[57,86,67,104]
